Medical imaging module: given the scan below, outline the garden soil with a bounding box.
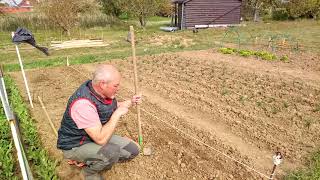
[10,49,320,180]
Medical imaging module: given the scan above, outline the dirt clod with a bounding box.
[143,147,152,156]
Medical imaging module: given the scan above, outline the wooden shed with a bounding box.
[172,0,242,30]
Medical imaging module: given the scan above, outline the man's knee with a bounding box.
[123,142,140,158]
[97,143,121,164]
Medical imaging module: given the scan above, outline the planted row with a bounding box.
[0,107,18,180]
[5,76,58,180]
[219,47,289,62]
[285,151,320,180]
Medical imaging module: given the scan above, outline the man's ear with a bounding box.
[98,81,105,89]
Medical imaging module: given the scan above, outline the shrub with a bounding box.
[272,8,289,21]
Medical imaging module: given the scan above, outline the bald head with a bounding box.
[92,65,120,85]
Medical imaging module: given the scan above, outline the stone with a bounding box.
[181,163,186,168]
[143,147,152,156]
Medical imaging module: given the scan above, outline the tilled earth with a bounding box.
[10,49,320,179]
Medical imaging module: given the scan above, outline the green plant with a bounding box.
[313,104,320,112]
[256,101,262,107]
[0,108,18,179]
[219,47,237,54]
[221,88,229,96]
[4,77,58,180]
[238,49,254,57]
[286,151,320,179]
[305,118,314,129]
[218,47,278,61]
[280,55,290,62]
[255,51,277,61]
[239,95,247,104]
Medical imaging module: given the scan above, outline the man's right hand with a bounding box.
[85,105,128,145]
[114,106,129,118]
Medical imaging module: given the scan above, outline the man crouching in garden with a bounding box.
[57,64,141,180]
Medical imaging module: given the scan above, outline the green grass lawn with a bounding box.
[0,18,319,66]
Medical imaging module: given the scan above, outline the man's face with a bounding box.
[101,75,121,99]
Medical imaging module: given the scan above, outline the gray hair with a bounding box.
[92,65,119,85]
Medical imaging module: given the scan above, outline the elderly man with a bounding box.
[57,65,141,180]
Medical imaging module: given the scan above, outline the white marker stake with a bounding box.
[67,56,69,66]
[12,32,34,108]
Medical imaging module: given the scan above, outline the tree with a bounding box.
[99,0,126,17]
[157,0,172,17]
[286,0,320,19]
[242,0,282,21]
[99,0,170,27]
[39,0,98,35]
[126,0,164,27]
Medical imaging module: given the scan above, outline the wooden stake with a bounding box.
[67,56,70,66]
[38,96,58,137]
[12,32,34,108]
[268,37,272,48]
[282,38,286,46]
[130,26,143,146]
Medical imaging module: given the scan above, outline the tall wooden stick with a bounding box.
[12,32,34,108]
[38,96,58,137]
[130,26,143,146]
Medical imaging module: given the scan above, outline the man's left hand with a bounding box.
[131,94,142,105]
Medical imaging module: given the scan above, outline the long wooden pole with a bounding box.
[130,26,143,146]
[12,32,34,108]
[38,96,58,137]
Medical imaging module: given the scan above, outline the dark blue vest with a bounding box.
[57,80,118,150]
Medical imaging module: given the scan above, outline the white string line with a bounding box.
[67,65,272,179]
[140,107,271,179]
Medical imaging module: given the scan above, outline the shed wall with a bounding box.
[183,0,241,28]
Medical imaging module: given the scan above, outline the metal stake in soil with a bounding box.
[130,26,143,146]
